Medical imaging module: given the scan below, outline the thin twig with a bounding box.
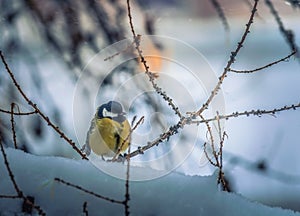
[203,142,218,167]
[190,102,300,124]
[216,115,228,191]
[54,178,123,204]
[229,51,296,73]
[128,119,184,158]
[104,40,135,61]
[0,195,20,199]
[124,136,131,216]
[10,103,18,149]
[0,108,36,115]
[0,51,88,160]
[202,112,229,191]
[83,202,88,216]
[219,131,228,171]
[200,114,218,165]
[130,116,137,127]
[192,0,259,117]
[0,136,22,197]
[216,112,222,141]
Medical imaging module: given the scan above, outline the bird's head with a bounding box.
[97,101,126,122]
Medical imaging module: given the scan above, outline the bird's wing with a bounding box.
[81,116,96,156]
[119,119,131,152]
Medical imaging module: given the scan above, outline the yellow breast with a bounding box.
[89,118,131,157]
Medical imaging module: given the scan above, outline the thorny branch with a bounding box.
[191,0,259,117]
[0,136,22,197]
[54,178,124,204]
[0,51,88,160]
[10,103,18,149]
[0,195,20,199]
[128,119,184,158]
[229,51,296,73]
[191,102,300,125]
[202,114,218,167]
[126,0,182,119]
[0,108,37,115]
[202,113,228,191]
[128,0,260,159]
[55,139,133,216]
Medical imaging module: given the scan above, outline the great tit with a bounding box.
[81,101,131,158]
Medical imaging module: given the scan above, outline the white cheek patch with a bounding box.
[102,108,118,118]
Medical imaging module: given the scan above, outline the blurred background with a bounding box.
[0,0,300,212]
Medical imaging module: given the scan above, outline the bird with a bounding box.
[81,101,131,159]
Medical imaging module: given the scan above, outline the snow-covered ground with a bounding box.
[0,148,299,215]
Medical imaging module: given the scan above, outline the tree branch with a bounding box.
[0,51,88,160]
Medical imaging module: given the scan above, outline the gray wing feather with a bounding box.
[81,116,96,156]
